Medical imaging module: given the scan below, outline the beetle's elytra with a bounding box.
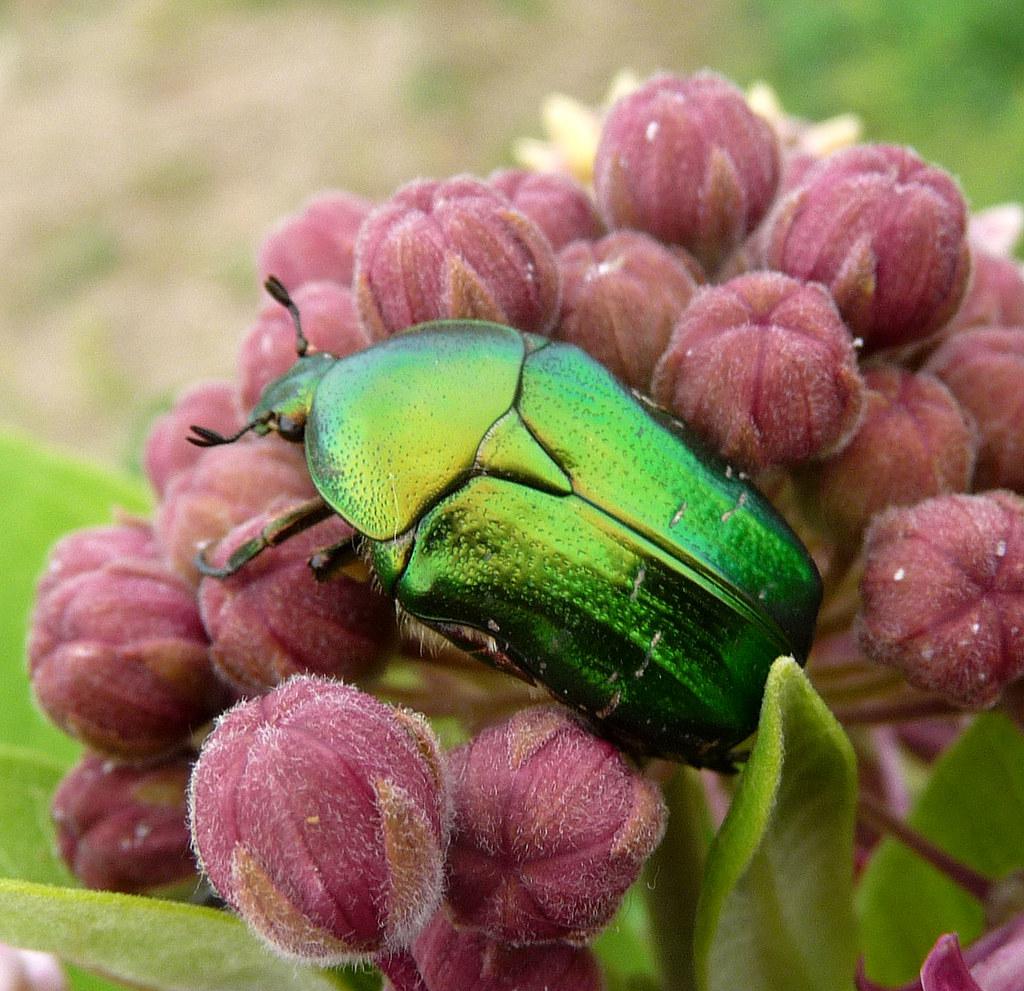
[194,290,821,768]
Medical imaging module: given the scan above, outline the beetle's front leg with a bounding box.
[309,537,360,582]
[196,496,335,578]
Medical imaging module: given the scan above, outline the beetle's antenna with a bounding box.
[264,275,308,357]
[186,421,260,448]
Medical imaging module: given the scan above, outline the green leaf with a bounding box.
[693,657,858,991]
[0,879,358,991]
[594,882,660,991]
[0,745,77,886]
[858,712,1024,985]
[0,429,151,763]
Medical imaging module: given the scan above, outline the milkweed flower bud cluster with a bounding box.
[24,67,1024,988]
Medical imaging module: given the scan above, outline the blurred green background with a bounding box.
[1,0,1022,469]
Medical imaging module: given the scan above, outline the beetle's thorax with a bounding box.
[250,352,337,441]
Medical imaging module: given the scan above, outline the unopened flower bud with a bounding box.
[144,382,244,498]
[555,230,702,390]
[445,706,665,945]
[412,912,604,991]
[857,491,1024,708]
[488,168,604,251]
[764,144,970,351]
[594,72,781,272]
[52,752,196,893]
[925,327,1024,492]
[28,525,223,759]
[257,190,373,291]
[808,366,975,538]
[946,248,1024,334]
[0,945,67,991]
[189,676,449,963]
[198,507,395,694]
[354,175,561,338]
[238,281,370,410]
[155,440,316,584]
[651,272,864,472]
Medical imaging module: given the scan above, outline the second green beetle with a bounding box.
[195,295,822,768]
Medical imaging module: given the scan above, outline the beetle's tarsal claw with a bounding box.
[187,421,260,448]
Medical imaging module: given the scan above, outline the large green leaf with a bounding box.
[694,657,858,991]
[0,879,358,991]
[858,712,1024,985]
[0,429,151,763]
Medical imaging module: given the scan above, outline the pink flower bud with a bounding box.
[488,168,604,251]
[857,491,1024,708]
[594,72,781,272]
[238,281,370,411]
[651,272,864,472]
[764,144,970,351]
[198,507,395,694]
[0,945,67,991]
[28,526,223,759]
[412,912,604,991]
[144,382,244,498]
[155,440,316,584]
[554,230,702,390]
[354,175,561,338]
[189,677,449,964]
[946,248,1024,334]
[444,706,665,945]
[809,366,976,538]
[257,190,373,291]
[925,327,1024,492]
[52,752,196,893]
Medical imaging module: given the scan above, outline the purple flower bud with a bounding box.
[354,175,561,338]
[198,506,395,694]
[809,365,976,538]
[412,912,604,991]
[857,491,1024,709]
[155,440,316,584]
[488,168,604,251]
[28,525,223,759]
[144,382,244,498]
[444,706,665,945]
[925,327,1024,492]
[238,281,370,411]
[51,752,196,893]
[189,676,449,964]
[554,230,702,391]
[256,190,373,291]
[651,272,864,472]
[594,72,781,272]
[764,144,970,351]
[946,248,1024,334]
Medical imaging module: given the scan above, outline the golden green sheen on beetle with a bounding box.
[270,322,820,766]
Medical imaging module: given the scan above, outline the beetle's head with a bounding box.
[187,276,336,448]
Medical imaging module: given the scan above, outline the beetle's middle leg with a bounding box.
[195,496,335,578]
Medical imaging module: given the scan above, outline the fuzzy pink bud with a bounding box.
[354,175,561,338]
[189,677,449,964]
[238,281,370,411]
[555,230,702,390]
[926,327,1024,492]
[764,144,970,351]
[412,912,604,991]
[594,72,781,272]
[444,706,665,945]
[857,491,1024,708]
[198,507,395,694]
[257,190,373,291]
[52,752,196,893]
[651,272,864,472]
[946,248,1024,334]
[489,168,604,251]
[28,525,223,759]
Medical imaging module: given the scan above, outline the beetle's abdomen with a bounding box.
[388,476,787,764]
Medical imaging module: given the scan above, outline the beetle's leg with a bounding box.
[308,537,360,583]
[195,496,335,578]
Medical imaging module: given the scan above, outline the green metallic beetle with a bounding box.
[192,279,821,768]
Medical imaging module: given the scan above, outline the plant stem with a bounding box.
[643,766,709,991]
[857,793,992,902]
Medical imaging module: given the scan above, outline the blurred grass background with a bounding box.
[1,0,1021,469]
